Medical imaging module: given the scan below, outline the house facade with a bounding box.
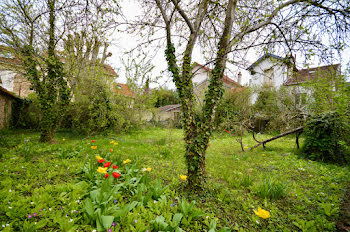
[247,54,340,103]
[192,62,242,102]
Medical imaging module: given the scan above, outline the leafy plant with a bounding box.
[20,219,48,232]
[150,179,168,200]
[254,176,286,200]
[177,198,203,226]
[150,214,185,232]
[83,177,120,230]
[241,174,253,187]
[301,111,350,164]
[293,218,316,232]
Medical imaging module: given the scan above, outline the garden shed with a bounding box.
[157,104,181,122]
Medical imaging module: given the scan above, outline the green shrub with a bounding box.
[301,111,350,164]
[215,88,251,133]
[254,176,286,200]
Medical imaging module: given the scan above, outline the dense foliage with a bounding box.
[152,88,180,108]
[215,88,251,133]
[301,111,350,164]
[252,86,306,133]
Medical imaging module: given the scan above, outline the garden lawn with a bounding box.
[0,128,349,231]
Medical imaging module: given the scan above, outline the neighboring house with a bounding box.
[157,104,181,122]
[247,53,340,103]
[112,83,136,109]
[0,85,19,130]
[192,62,242,102]
[0,46,33,98]
[247,54,295,89]
[157,62,243,122]
[113,83,136,98]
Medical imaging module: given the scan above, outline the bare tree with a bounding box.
[131,0,349,191]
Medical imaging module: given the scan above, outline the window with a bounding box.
[116,85,122,90]
[264,67,274,86]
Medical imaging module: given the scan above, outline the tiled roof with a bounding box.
[158,104,181,112]
[193,62,241,87]
[113,83,136,97]
[284,64,340,86]
[103,64,117,76]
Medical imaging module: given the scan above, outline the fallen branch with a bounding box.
[247,126,305,151]
[251,130,265,148]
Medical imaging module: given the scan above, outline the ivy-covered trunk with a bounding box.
[163,0,236,192]
[22,0,70,143]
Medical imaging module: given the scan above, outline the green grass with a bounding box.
[0,128,349,231]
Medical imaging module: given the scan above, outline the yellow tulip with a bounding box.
[110,140,115,144]
[96,156,103,160]
[180,175,187,181]
[91,146,97,150]
[146,167,152,172]
[123,159,131,164]
[97,167,108,174]
[254,207,270,219]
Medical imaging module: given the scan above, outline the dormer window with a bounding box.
[116,85,122,90]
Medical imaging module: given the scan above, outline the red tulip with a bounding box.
[91,140,95,143]
[113,165,118,169]
[105,173,109,178]
[110,149,113,152]
[104,162,111,168]
[97,159,105,163]
[224,129,230,133]
[112,172,121,178]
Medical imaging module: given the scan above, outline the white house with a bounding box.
[247,54,340,103]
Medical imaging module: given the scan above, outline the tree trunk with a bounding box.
[185,0,237,190]
[40,127,56,142]
[160,0,236,192]
[186,148,206,191]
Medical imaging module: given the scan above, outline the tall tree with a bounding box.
[134,0,350,191]
[0,0,119,142]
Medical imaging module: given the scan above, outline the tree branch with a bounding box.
[170,0,194,33]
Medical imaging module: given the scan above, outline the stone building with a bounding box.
[0,85,19,129]
[0,46,33,98]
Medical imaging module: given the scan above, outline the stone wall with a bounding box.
[0,91,13,129]
[0,68,33,98]
[13,73,33,98]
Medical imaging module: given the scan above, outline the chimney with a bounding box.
[238,72,242,85]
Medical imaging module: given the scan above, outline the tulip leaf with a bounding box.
[101,215,114,229]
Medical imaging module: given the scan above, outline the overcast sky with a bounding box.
[108,1,350,89]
